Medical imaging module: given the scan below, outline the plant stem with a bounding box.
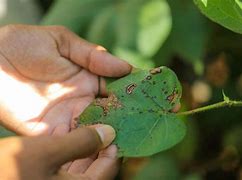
[177,100,242,116]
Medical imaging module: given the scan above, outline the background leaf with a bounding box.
[155,0,209,74]
[137,0,172,57]
[41,0,112,33]
[194,0,242,34]
[87,5,116,50]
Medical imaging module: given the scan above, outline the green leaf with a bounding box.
[115,0,145,49]
[137,0,172,57]
[194,0,242,34]
[79,67,185,157]
[41,0,112,33]
[114,47,155,69]
[201,0,208,6]
[155,0,209,67]
[87,6,116,50]
[114,0,171,58]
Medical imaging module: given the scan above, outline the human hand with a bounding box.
[0,124,119,180]
[0,24,132,135]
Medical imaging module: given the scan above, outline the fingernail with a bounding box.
[95,125,116,148]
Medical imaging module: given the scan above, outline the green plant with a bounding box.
[3,0,239,179]
[78,67,242,157]
[42,0,242,160]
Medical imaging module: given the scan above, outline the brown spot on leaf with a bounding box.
[149,67,162,74]
[126,83,137,94]
[94,93,122,115]
[166,88,179,103]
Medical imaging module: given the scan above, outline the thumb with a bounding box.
[45,125,116,169]
[46,26,132,77]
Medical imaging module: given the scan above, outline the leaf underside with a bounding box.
[79,66,186,157]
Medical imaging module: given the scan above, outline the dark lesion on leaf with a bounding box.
[145,75,152,80]
[126,83,137,94]
[166,88,180,104]
[94,93,122,115]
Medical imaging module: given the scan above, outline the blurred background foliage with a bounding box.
[0,0,241,179]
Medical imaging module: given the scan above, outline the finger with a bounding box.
[52,124,73,171]
[44,125,115,169]
[67,153,97,174]
[55,170,87,180]
[99,77,108,97]
[61,161,72,172]
[85,145,121,180]
[52,123,70,136]
[47,26,132,77]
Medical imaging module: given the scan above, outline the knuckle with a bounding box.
[99,150,116,159]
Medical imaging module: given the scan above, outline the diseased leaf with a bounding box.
[79,66,186,157]
[194,0,242,34]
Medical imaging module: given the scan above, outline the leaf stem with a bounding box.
[177,100,242,116]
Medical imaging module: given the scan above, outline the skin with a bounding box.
[0,24,131,180]
[0,125,119,180]
[0,24,132,136]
